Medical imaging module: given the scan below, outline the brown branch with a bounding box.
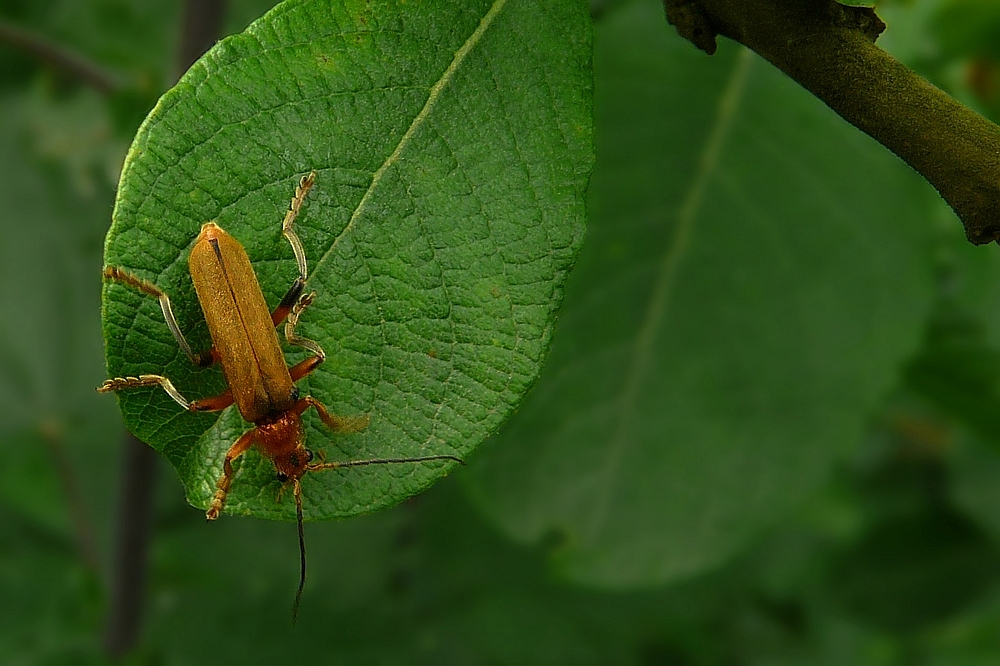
[102,432,158,659]
[102,1,227,659]
[664,0,1000,245]
[39,420,102,579]
[173,0,227,81]
[0,19,120,94]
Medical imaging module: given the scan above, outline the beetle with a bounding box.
[99,172,462,616]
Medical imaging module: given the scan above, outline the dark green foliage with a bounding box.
[4,0,1000,663]
[466,0,934,587]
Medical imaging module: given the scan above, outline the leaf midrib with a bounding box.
[309,0,511,282]
[584,47,755,543]
[169,0,511,486]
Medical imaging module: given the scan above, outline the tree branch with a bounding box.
[40,420,102,580]
[0,19,120,95]
[102,1,227,658]
[173,0,227,81]
[102,432,158,659]
[664,0,1000,245]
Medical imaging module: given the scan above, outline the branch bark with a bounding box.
[0,19,120,94]
[664,0,1000,245]
[102,0,227,659]
[102,432,158,659]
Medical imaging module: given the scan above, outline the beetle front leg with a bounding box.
[98,374,194,410]
[206,428,256,520]
[282,171,316,282]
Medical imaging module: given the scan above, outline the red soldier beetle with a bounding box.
[99,172,462,618]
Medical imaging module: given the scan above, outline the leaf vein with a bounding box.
[585,48,755,543]
[309,0,510,280]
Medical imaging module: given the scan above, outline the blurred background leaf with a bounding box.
[465,0,936,588]
[5,0,1000,663]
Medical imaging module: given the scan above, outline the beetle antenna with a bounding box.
[307,454,464,472]
[292,479,307,625]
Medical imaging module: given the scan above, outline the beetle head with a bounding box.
[256,411,312,482]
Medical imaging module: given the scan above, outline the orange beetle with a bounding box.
[99,173,461,616]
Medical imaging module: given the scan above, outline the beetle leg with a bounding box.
[298,395,369,434]
[283,292,326,360]
[281,171,316,282]
[98,374,193,410]
[297,396,464,471]
[287,356,323,383]
[98,374,234,413]
[272,170,317,326]
[103,266,215,367]
[270,172,317,327]
[206,428,256,520]
[189,389,235,413]
[271,277,305,327]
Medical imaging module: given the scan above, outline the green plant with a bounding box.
[5,0,1000,663]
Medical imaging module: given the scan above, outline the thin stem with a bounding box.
[39,420,102,579]
[0,18,120,94]
[101,0,227,658]
[102,432,158,658]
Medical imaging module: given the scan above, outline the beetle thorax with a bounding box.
[255,411,310,480]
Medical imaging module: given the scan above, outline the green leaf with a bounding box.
[830,506,1000,634]
[950,433,1000,540]
[101,0,593,520]
[464,0,936,588]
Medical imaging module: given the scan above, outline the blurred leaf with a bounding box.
[0,92,121,533]
[31,0,177,81]
[101,0,594,520]
[0,0,179,95]
[950,433,1000,541]
[464,0,936,588]
[0,427,65,534]
[0,505,104,664]
[934,0,1000,60]
[133,479,818,665]
[901,196,1000,445]
[822,410,1000,638]
[140,481,625,664]
[904,303,1000,442]
[830,507,1000,633]
[21,86,127,194]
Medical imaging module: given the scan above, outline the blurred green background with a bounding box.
[5,0,1000,663]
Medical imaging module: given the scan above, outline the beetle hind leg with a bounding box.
[102,266,214,367]
[98,374,193,410]
[284,292,326,360]
[300,395,369,434]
